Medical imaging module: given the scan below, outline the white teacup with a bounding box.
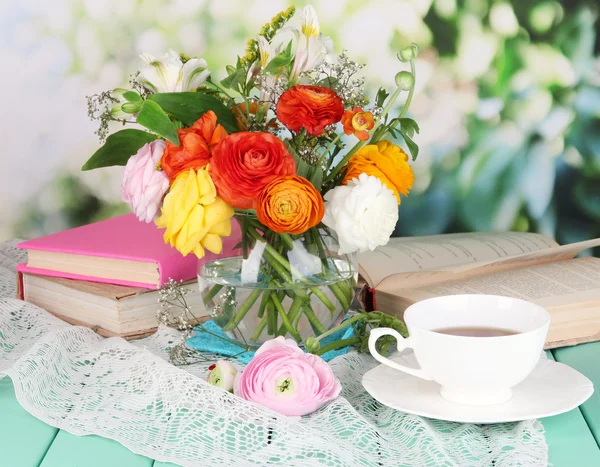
[368,294,550,405]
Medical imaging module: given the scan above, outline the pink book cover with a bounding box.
[17,214,241,290]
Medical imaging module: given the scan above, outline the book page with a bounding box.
[358,232,558,287]
[375,237,600,293]
[396,257,600,309]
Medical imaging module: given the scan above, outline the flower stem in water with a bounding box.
[222,288,262,332]
[277,293,306,336]
[250,313,269,342]
[270,289,302,342]
[202,284,223,305]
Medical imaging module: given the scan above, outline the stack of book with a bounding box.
[16,214,239,339]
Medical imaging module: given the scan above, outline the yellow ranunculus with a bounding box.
[156,167,234,258]
[342,140,415,204]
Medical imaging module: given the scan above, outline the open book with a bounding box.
[358,232,600,349]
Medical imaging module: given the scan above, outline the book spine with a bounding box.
[357,284,376,312]
[16,264,158,289]
[16,268,24,300]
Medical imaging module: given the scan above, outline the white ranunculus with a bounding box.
[323,174,399,255]
[138,49,210,93]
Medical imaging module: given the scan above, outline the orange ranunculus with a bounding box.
[341,107,374,140]
[210,132,297,209]
[343,140,414,204]
[256,176,324,234]
[276,85,344,136]
[233,101,259,130]
[160,110,228,182]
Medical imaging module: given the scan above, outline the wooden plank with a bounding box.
[0,377,59,467]
[554,342,600,447]
[542,350,600,467]
[39,430,154,467]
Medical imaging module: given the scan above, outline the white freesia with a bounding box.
[322,174,399,254]
[299,4,320,38]
[271,5,336,83]
[258,36,285,69]
[289,34,332,82]
[138,49,210,93]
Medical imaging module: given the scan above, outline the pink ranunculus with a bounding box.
[121,139,169,223]
[233,336,342,417]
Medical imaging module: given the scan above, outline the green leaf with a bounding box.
[81,129,157,171]
[264,40,293,75]
[309,167,323,190]
[316,77,339,88]
[149,92,238,133]
[574,180,600,220]
[375,88,389,108]
[522,143,556,219]
[122,91,142,103]
[285,142,310,178]
[399,130,419,161]
[136,100,180,145]
[220,68,245,91]
[399,118,420,138]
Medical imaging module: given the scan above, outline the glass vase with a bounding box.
[197,214,358,347]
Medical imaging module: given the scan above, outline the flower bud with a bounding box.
[304,337,321,353]
[398,43,419,62]
[121,102,142,114]
[394,71,415,91]
[207,360,238,392]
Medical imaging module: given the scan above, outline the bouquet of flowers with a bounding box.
[84,5,419,348]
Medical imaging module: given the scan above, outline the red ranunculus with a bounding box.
[160,110,228,182]
[210,132,296,209]
[276,85,344,136]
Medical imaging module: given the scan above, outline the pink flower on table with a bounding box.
[233,336,342,417]
[121,139,169,223]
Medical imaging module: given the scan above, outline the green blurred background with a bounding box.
[1,0,599,245]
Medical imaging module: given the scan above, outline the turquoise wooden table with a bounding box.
[1,344,599,467]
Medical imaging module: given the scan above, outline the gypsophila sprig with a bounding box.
[128,72,151,98]
[310,50,369,108]
[157,279,253,365]
[86,91,124,141]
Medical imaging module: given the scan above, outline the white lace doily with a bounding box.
[0,240,547,466]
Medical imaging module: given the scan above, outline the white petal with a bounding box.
[299,5,320,38]
[182,58,210,90]
[138,51,185,93]
[258,36,272,68]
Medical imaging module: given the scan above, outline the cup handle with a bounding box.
[368,327,432,380]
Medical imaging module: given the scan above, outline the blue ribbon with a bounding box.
[186,320,355,364]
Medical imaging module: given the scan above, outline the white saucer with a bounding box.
[362,352,594,424]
